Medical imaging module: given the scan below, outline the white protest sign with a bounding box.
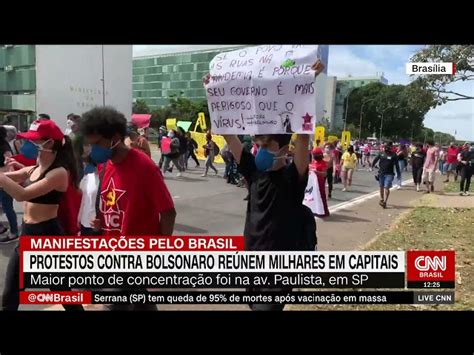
[205,45,321,135]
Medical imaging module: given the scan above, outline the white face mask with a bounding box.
[67,119,74,127]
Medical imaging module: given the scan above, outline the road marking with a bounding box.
[328,178,413,214]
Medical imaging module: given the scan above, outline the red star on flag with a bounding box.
[100,178,126,214]
[302,113,313,131]
[302,113,313,124]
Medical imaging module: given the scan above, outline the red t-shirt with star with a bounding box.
[98,148,174,236]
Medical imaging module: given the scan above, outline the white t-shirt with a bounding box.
[78,172,99,228]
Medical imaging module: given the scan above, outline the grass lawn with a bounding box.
[289,207,474,310]
[444,181,473,193]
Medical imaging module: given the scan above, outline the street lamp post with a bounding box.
[101,45,106,106]
[343,88,355,132]
[359,98,375,141]
[377,104,398,142]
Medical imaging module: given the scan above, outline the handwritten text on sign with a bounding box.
[205,45,320,135]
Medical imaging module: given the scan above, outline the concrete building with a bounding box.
[0,45,132,132]
[333,75,388,130]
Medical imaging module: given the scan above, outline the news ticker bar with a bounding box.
[23,272,406,289]
[20,291,456,305]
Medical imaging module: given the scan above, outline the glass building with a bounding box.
[133,46,244,109]
[0,45,36,130]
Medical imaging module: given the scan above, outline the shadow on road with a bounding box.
[174,224,208,234]
[165,176,205,183]
[0,243,15,257]
[386,205,411,210]
[325,213,372,223]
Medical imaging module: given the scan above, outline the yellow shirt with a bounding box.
[341,152,357,169]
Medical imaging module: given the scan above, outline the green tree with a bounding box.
[410,45,474,105]
[344,82,435,141]
[132,99,150,114]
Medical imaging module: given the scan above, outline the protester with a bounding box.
[204,61,321,313]
[307,147,329,217]
[422,140,439,194]
[157,125,167,169]
[411,143,426,192]
[3,126,21,155]
[444,142,459,182]
[354,142,361,167]
[395,144,408,189]
[438,147,446,174]
[162,130,184,177]
[185,131,199,168]
[363,142,372,169]
[0,119,83,310]
[80,107,176,310]
[65,113,80,138]
[77,146,100,236]
[127,126,151,158]
[340,145,357,192]
[372,142,401,208]
[0,127,17,239]
[458,142,474,196]
[333,142,343,183]
[176,127,188,171]
[323,143,334,198]
[221,143,232,179]
[38,113,50,121]
[202,133,219,177]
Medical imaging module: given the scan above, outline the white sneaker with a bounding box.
[201,173,207,177]
[416,184,420,192]
[176,172,182,177]
[465,192,471,196]
[342,188,347,192]
[396,185,401,190]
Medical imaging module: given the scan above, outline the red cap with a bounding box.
[312,147,323,155]
[17,120,64,142]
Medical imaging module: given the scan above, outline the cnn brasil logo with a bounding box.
[407,251,455,282]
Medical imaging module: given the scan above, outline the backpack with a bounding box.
[160,137,171,155]
[213,141,220,156]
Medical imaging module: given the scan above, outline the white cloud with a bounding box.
[133,45,242,57]
[327,46,382,77]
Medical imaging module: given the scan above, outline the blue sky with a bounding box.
[327,45,474,141]
[133,45,474,141]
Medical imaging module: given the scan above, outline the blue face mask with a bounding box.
[255,148,277,172]
[90,140,119,164]
[20,141,39,160]
[84,163,96,175]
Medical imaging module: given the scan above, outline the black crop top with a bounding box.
[24,166,64,205]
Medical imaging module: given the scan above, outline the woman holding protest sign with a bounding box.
[0,119,83,311]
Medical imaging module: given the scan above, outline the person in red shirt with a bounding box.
[80,107,176,310]
[307,148,329,217]
[444,142,459,183]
